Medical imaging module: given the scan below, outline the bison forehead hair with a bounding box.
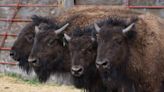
[69,26,97,67]
[31,15,59,28]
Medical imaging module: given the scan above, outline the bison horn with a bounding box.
[122,23,135,33]
[35,26,40,34]
[55,23,69,34]
[64,33,71,41]
[94,23,101,33]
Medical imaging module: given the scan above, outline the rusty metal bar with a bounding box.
[0,33,17,37]
[0,32,8,48]
[0,18,31,22]
[128,5,164,9]
[0,4,58,7]
[0,62,18,65]
[7,0,22,30]
[0,0,21,51]
[0,1,60,65]
[0,47,12,50]
[127,0,164,9]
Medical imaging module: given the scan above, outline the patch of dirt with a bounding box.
[0,74,81,92]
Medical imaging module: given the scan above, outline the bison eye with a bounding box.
[25,34,34,43]
[47,39,55,47]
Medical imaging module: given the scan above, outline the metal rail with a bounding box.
[0,4,58,7]
[0,0,59,65]
[0,62,18,65]
[0,18,31,22]
[127,0,164,9]
[0,0,22,65]
[0,33,17,37]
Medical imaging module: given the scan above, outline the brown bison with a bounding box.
[28,6,142,91]
[10,15,58,73]
[28,22,70,82]
[64,27,108,92]
[95,13,164,92]
[64,16,139,92]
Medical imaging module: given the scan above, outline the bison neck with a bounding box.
[51,47,71,73]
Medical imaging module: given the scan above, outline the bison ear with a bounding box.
[64,33,71,41]
[122,23,135,34]
[35,26,40,34]
[94,23,101,33]
[55,23,69,34]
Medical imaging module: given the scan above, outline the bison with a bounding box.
[64,27,108,92]
[95,13,164,92]
[28,6,142,91]
[10,15,58,73]
[28,22,70,82]
[64,16,139,92]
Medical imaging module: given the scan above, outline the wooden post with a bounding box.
[123,0,128,6]
[155,0,160,5]
[61,0,74,9]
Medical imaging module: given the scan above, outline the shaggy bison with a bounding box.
[11,6,142,91]
[64,27,107,92]
[10,15,58,73]
[95,13,164,92]
[28,22,70,82]
[28,6,141,91]
[65,16,140,92]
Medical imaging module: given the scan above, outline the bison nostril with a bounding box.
[28,58,40,67]
[71,66,84,77]
[32,59,40,67]
[10,50,20,61]
[10,50,16,57]
[102,61,108,66]
[96,59,109,69]
[28,58,36,63]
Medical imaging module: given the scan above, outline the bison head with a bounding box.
[95,22,137,71]
[10,22,35,73]
[64,28,98,88]
[10,15,58,74]
[28,23,69,82]
[64,28,97,77]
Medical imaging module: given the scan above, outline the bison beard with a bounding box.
[99,66,135,92]
[18,57,32,74]
[33,56,66,82]
[33,62,50,82]
[72,64,107,92]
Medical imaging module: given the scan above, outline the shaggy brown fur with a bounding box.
[30,6,142,92]
[57,6,141,33]
[10,15,58,73]
[127,13,164,92]
[32,6,142,91]
[11,6,142,91]
[96,13,164,92]
[66,27,108,92]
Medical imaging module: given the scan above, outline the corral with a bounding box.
[0,0,164,92]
